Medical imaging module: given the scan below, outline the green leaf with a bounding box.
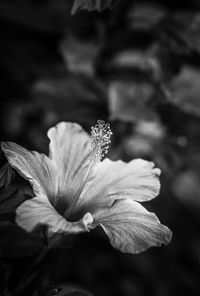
[71,0,117,15]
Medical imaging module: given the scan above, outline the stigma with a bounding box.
[91,120,112,163]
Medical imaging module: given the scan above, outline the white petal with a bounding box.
[16,195,93,237]
[1,142,58,203]
[92,199,172,254]
[78,158,161,211]
[48,122,92,206]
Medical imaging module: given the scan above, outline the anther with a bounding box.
[91,120,112,163]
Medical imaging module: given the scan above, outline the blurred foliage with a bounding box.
[71,0,117,15]
[1,0,200,295]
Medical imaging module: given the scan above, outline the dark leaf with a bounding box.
[169,13,200,54]
[123,119,165,159]
[0,222,44,258]
[0,0,72,33]
[0,260,10,296]
[109,81,158,122]
[44,288,60,296]
[128,4,166,31]
[173,169,200,213]
[32,74,107,128]
[157,12,200,55]
[110,46,162,82]
[0,164,15,188]
[55,285,93,296]
[167,66,200,117]
[71,0,117,14]
[0,187,30,214]
[60,36,100,76]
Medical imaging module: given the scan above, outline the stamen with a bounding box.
[64,120,112,219]
[91,120,112,163]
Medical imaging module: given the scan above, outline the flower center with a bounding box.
[64,120,112,219]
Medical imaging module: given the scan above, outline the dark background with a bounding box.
[1,0,200,295]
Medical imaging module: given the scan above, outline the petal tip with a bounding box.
[47,121,84,139]
[154,167,161,176]
[1,141,10,152]
[82,212,94,231]
[163,226,173,246]
[1,142,19,162]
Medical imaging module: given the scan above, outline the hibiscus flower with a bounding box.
[1,120,172,253]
